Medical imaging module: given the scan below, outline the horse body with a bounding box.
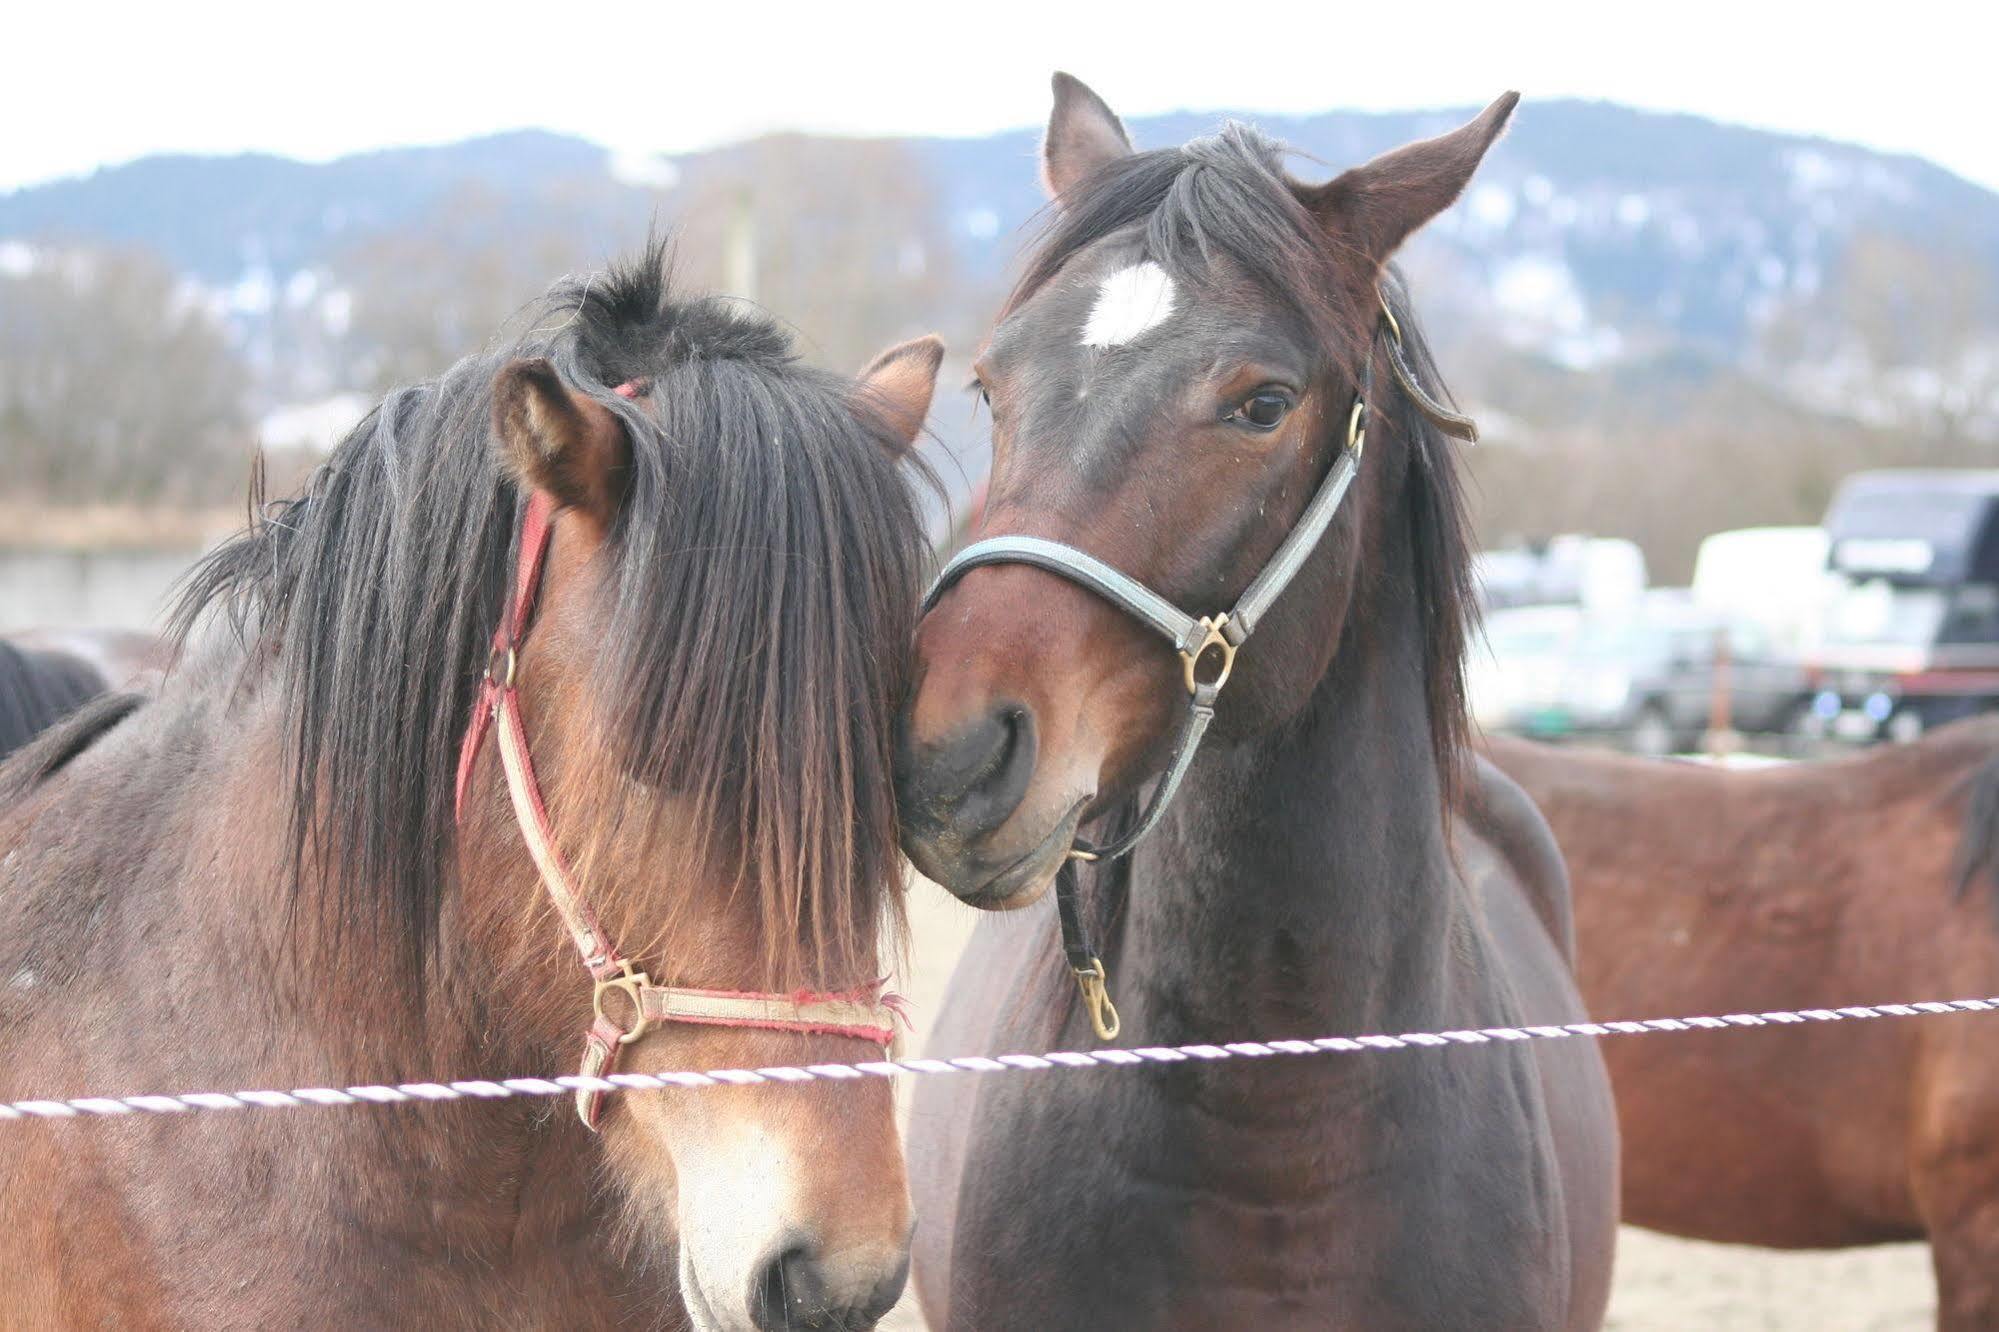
[0,248,942,1332]
[1489,726,1999,1327]
[899,77,1615,1330]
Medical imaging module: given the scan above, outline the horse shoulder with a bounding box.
[1459,748,1575,963]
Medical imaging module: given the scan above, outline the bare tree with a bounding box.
[670,135,980,372]
[1764,229,1999,448]
[331,183,615,392]
[0,246,249,504]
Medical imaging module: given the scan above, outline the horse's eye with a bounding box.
[1234,390,1292,431]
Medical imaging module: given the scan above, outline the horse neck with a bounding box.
[1117,467,1465,1041]
[449,712,620,1056]
[143,688,604,1254]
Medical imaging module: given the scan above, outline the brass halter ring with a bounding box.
[592,960,653,1046]
[1180,614,1238,697]
[486,645,517,690]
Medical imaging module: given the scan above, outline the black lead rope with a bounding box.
[1053,800,1138,1040]
[1052,858,1098,984]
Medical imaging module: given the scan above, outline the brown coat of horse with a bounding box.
[0,251,941,1332]
[1488,723,1999,1330]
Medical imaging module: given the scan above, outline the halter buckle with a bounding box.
[1072,957,1121,1042]
[1180,615,1237,697]
[593,960,652,1046]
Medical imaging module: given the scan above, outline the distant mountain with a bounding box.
[0,130,637,280]
[4,99,1996,426]
[925,101,1999,354]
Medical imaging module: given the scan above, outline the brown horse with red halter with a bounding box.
[0,245,939,1332]
[1489,720,1999,1331]
[898,77,1617,1330]
[456,476,899,1131]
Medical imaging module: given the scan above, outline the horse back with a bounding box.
[0,690,146,805]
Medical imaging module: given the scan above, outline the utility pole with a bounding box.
[723,186,757,305]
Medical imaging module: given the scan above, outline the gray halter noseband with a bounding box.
[921,297,1476,1039]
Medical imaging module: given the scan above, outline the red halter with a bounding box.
[454,387,901,1128]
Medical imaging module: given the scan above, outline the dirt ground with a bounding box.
[881,881,1937,1331]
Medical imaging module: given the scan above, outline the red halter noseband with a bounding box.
[454,383,901,1128]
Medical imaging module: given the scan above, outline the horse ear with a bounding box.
[492,358,631,530]
[1042,72,1134,201]
[1305,92,1519,268]
[857,334,944,456]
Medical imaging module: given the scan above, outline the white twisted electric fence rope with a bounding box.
[7,995,1996,1124]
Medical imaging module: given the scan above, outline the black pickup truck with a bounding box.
[1805,470,1999,743]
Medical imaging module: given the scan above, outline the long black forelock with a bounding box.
[583,282,929,984]
[171,237,926,986]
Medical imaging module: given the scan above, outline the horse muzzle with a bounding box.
[896,703,1090,908]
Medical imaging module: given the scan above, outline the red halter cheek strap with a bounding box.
[454,393,902,1129]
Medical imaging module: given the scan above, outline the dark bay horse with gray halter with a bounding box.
[898,77,1617,1330]
[0,244,942,1332]
[1490,720,1999,1331]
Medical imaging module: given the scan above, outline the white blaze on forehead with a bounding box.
[1080,261,1177,348]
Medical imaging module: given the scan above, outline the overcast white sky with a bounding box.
[5,1,1995,192]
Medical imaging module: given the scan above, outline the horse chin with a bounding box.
[928,800,1086,911]
[659,1118,786,1332]
[677,1249,732,1332]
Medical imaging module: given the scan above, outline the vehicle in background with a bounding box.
[1475,535,1648,614]
[1474,593,1811,755]
[1804,470,1999,744]
[1690,526,1835,658]
[1470,603,1585,737]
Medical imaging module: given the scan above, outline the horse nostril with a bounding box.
[933,703,1037,840]
[751,1239,820,1330]
[752,1236,886,1331]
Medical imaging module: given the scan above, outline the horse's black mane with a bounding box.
[1012,124,1477,785]
[174,239,928,981]
[0,642,106,764]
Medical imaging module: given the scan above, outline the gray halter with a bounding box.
[921,299,1475,1039]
